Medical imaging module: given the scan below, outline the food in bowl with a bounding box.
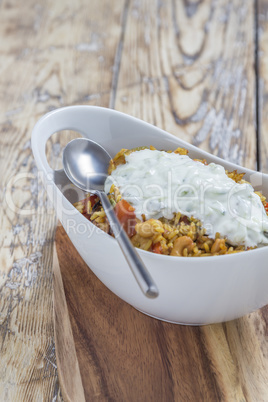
[74,146,268,257]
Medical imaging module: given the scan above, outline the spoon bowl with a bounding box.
[63,138,111,192]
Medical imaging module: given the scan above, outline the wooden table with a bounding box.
[1,0,268,400]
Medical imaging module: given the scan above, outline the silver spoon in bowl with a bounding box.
[62,138,159,298]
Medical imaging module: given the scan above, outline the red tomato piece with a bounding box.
[152,242,162,254]
[180,215,190,225]
[81,194,98,214]
[114,199,137,237]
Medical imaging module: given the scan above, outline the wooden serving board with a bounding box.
[53,225,268,402]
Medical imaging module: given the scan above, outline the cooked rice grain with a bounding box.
[74,146,268,257]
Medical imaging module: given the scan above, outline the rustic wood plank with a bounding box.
[53,245,85,402]
[115,0,256,169]
[55,224,268,401]
[258,0,268,173]
[0,0,125,399]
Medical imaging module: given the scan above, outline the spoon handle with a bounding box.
[98,191,159,298]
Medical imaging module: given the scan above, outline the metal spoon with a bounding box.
[62,138,159,298]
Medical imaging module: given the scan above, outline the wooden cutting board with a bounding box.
[53,224,268,402]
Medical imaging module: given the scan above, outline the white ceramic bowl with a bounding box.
[31,106,268,325]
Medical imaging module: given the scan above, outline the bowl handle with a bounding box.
[31,110,61,176]
[31,107,90,176]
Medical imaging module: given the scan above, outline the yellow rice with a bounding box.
[74,146,268,257]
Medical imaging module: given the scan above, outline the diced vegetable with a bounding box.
[114,199,137,237]
[152,242,162,254]
[81,194,98,215]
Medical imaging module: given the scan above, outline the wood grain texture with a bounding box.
[115,0,256,168]
[53,246,85,402]
[258,0,268,173]
[1,0,267,400]
[0,0,124,400]
[55,224,268,401]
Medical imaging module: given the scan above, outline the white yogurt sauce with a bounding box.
[104,149,268,247]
